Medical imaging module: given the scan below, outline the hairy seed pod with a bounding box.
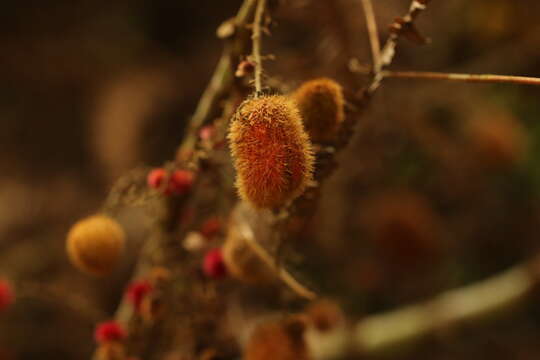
[245,316,310,360]
[228,95,314,208]
[292,78,345,143]
[66,215,125,276]
[222,223,275,284]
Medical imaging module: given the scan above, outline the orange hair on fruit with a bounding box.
[228,95,314,208]
[293,78,345,143]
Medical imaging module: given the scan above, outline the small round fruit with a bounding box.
[66,215,125,276]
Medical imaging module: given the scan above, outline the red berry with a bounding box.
[94,321,126,344]
[0,280,14,312]
[147,168,166,189]
[147,168,195,195]
[200,217,221,239]
[125,280,153,312]
[199,125,214,141]
[203,249,227,279]
[168,170,195,195]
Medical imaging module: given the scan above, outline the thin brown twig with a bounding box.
[360,0,382,75]
[252,0,266,95]
[362,0,432,95]
[382,70,540,86]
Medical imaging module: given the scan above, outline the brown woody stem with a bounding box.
[252,0,266,95]
[360,0,382,75]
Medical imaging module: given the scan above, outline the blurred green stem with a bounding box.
[309,258,540,358]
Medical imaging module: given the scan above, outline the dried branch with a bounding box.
[90,1,259,359]
[252,0,267,95]
[360,0,382,75]
[382,70,540,86]
[362,0,432,95]
[380,0,432,67]
[308,256,540,358]
[176,0,257,161]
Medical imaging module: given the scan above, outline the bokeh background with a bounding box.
[2,0,540,358]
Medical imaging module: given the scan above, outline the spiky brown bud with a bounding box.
[228,95,314,208]
[66,215,125,276]
[292,78,345,144]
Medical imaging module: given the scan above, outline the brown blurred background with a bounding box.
[2,0,540,359]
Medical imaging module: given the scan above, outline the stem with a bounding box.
[362,0,431,95]
[360,0,382,75]
[252,0,266,95]
[91,1,260,359]
[309,258,540,358]
[235,204,317,301]
[177,0,258,161]
[382,70,540,86]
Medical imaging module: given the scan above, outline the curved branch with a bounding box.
[308,257,540,358]
[234,203,317,301]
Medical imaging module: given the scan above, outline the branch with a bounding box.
[382,70,540,86]
[380,0,432,67]
[308,257,540,358]
[90,1,259,359]
[234,203,317,301]
[360,0,382,75]
[177,0,257,161]
[222,0,433,309]
[252,0,267,95]
[362,0,432,95]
